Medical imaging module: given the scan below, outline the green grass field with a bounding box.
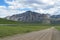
[0,18,60,38]
[0,24,60,38]
[0,24,50,37]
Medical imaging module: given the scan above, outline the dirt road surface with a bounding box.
[0,27,60,40]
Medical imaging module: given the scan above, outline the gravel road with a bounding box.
[0,27,60,40]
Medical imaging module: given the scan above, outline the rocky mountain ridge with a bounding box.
[5,11,60,24]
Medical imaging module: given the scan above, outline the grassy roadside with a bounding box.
[0,23,60,38]
[0,24,51,38]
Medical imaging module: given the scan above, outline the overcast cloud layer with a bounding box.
[0,0,60,17]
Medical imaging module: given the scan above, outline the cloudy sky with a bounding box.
[0,0,60,18]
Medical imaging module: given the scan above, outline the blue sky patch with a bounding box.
[0,0,9,6]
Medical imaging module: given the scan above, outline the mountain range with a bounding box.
[5,11,60,24]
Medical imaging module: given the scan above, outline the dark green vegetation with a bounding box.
[0,18,20,24]
[0,18,60,38]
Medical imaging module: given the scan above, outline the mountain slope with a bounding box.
[6,11,50,24]
[0,18,19,24]
[51,15,60,24]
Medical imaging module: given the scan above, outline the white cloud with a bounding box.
[0,0,60,17]
[0,6,25,18]
[0,6,9,17]
[41,0,55,5]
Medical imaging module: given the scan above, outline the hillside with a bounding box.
[51,15,60,24]
[0,18,20,24]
